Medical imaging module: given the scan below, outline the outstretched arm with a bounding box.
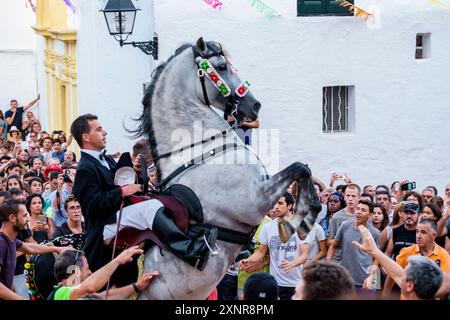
[0,282,24,300]
[97,272,160,300]
[68,246,144,300]
[18,242,72,255]
[353,225,403,286]
[24,94,40,111]
[239,244,269,271]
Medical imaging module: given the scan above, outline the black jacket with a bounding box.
[72,152,122,272]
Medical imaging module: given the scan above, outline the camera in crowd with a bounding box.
[52,130,63,139]
[63,170,72,183]
[400,181,416,191]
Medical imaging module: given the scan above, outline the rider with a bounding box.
[70,114,218,275]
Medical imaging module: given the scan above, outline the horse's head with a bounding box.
[193,37,261,123]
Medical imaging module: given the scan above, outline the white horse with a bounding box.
[136,38,321,299]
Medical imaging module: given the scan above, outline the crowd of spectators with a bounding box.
[1,96,450,301]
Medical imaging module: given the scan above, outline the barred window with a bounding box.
[416,33,431,60]
[322,86,349,132]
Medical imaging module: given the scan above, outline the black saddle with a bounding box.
[162,184,203,223]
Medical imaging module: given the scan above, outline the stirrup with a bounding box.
[203,234,221,256]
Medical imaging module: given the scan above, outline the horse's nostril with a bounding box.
[252,103,261,114]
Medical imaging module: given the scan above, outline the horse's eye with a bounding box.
[216,64,228,72]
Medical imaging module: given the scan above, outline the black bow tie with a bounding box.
[99,150,107,161]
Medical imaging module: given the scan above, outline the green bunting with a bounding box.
[248,0,280,18]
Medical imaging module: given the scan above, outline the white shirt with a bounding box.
[81,149,110,170]
[258,218,313,287]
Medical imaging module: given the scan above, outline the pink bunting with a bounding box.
[202,0,223,10]
[27,0,36,12]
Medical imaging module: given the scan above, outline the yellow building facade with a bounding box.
[32,0,77,136]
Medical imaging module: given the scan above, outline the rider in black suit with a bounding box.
[71,114,217,274]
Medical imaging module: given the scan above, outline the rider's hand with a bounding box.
[121,184,142,197]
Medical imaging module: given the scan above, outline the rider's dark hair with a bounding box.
[283,192,295,207]
[70,114,98,148]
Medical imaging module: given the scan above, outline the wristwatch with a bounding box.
[132,282,141,293]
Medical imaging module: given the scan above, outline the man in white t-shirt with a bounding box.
[240,192,312,300]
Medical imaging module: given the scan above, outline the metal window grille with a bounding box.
[416,34,423,59]
[322,86,349,132]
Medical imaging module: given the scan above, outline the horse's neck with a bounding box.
[151,60,229,177]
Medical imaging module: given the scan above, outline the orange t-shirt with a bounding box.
[396,243,450,299]
[396,243,450,272]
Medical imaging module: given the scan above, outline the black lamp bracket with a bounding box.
[119,37,158,60]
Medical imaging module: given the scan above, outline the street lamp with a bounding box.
[100,0,158,60]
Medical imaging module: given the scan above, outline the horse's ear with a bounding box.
[196,37,206,54]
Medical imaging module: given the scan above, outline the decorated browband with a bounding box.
[197,58,251,98]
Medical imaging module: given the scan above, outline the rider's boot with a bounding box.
[152,207,218,271]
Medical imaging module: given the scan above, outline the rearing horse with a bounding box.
[136,38,321,299]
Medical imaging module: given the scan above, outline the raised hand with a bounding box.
[115,246,144,265]
[352,225,377,254]
[135,271,160,292]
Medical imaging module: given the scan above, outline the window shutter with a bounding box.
[327,0,354,15]
[298,0,326,16]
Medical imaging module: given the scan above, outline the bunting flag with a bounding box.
[63,0,77,14]
[202,0,223,10]
[26,0,36,12]
[335,0,372,21]
[248,0,280,18]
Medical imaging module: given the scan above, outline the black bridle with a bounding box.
[192,46,243,124]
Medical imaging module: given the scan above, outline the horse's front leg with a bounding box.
[258,162,322,242]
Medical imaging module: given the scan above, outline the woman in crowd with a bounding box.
[7,126,22,144]
[0,110,7,141]
[26,193,55,243]
[6,174,25,192]
[319,192,346,238]
[16,149,30,170]
[402,191,425,212]
[372,204,389,232]
[380,202,405,252]
[421,203,448,248]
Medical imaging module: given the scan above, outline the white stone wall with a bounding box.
[152,0,450,192]
[76,0,156,153]
[0,0,38,117]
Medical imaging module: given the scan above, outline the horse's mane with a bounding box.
[128,43,192,179]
